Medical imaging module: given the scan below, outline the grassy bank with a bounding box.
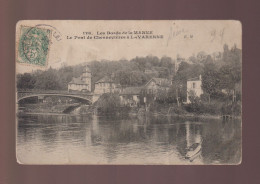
[144,100,241,120]
[19,98,241,121]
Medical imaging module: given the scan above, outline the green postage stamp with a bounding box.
[17,26,52,67]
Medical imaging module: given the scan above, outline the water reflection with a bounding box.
[17,114,241,164]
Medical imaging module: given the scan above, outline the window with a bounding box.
[193,82,196,88]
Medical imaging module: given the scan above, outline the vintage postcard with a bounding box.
[16,20,242,165]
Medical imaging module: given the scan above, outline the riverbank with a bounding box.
[18,103,241,120]
[148,111,241,121]
[18,103,81,113]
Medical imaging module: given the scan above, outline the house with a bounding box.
[119,87,144,107]
[187,75,203,103]
[144,77,171,95]
[94,76,120,95]
[68,66,92,92]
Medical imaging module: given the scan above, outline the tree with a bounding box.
[129,71,149,86]
[205,55,213,63]
[188,54,197,63]
[166,84,183,105]
[114,70,131,86]
[218,59,241,102]
[218,44,242,102]
[197,51,207,63]
[173,62,188,106]
[223,44,229,63]
[34,68,61,90]
[202,62,220,103]
[219,66,236,91]
[17,73,35,89]
[96,93,121,114]
[56,66,74,89]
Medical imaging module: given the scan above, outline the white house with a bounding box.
[187,75,203,103]
[68,66,92,92]
[94,76,120,95]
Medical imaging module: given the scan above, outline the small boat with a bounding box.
[185,142,202,162]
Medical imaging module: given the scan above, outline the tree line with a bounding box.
[17,44,241,106]
[17,55,175,90]
[148,44,241,118]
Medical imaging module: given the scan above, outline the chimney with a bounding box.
[199,75,202,80]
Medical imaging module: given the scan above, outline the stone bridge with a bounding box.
[17,90,101,104]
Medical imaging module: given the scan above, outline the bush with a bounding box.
[148,102,164,113]
[184,100,222,115]
[184,102,202,114]
[96,93,121,114]
[148,102,187,115]
[170,104,187,115]
[221,102,241,116]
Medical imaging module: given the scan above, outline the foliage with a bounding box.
[33,68,62,90]
[155,88,172,104]
[96,93,121,114]
[113,70,149,87]
[188,90,201,104]
[17,73,35,89]
[221,102,241,116]
[201,44,241,104]
[16,43,242,117]
[184,100,223,115]
[17,55,175,90]
[201,62,220,103]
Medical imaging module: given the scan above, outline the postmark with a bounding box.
[17,26,52,67]
[35,24,62,42]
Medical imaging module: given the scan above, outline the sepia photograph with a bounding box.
[15,20,242,165]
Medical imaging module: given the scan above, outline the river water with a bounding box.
[17,114,241,164]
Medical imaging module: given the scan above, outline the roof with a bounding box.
[145,78,171,87]
[120,87,143,95]
[95,76,115,84]
[69,77,88,85]
[187,76,201,82]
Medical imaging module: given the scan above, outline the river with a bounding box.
[17,113,241,164]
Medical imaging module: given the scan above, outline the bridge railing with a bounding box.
[17,89,93,96]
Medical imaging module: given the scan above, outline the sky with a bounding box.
[16,20,242,73]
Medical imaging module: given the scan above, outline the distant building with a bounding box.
[68,66,92,92]
[94,76,120,95]
[187,75,203,103]
[120,87,144,107]
[144,77,171,95]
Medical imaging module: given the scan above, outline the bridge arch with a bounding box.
[18,94,92,104]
